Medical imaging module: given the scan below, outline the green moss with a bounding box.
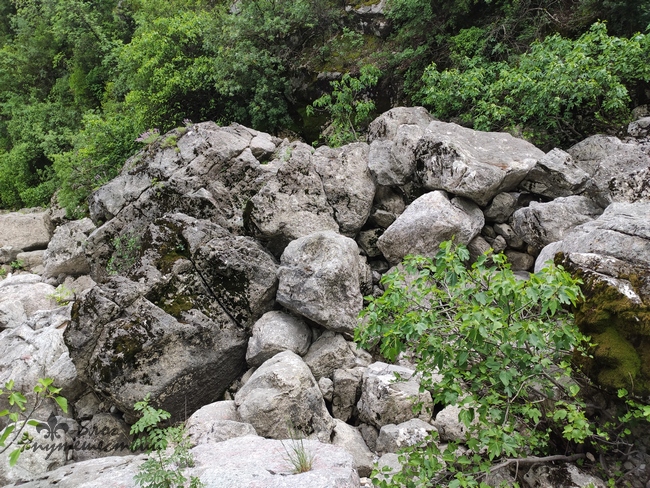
[590,327,642,392]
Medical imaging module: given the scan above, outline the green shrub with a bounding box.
[356,242,609,486]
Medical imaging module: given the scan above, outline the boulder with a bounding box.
[536,202,650,394]
[518,148,591,198]
[303,332,357,381]
[357,362,434,428]
[313,143,376,236]
[432,404,469,442]
[368,124,426,186]
[483,192,520,223]
[244,142,338,255]
[367,106,434,142]
[567,135,650,206]
[277,231,363,337]
[235,351,335,442]
[332,419,375,478]
[246,311,312,368]
[43,218,96,278]
[628,116,650,138]
[377,191,484,265]
[368,186,406,229]
[512,196,603,249]
[504,250,535,271]
[15,250,45,272]
[414,120,544,206]
[0,274,57,329]
[332,367,365,422]
[376,419,437,455]
[189,436,360,488]
[0,210,51,251]
[494,222,525,249]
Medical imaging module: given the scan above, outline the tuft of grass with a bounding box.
[282,424,315,474]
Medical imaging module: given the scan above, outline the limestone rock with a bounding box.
[414,120,543,206]
[43,218,96,278]
[332,367,365,422]
[0,210,51,251]
[246,311,312,368]
[245,142,338,255]
[512,196,603,249]
[376,419,437,455]
[332,419,375,478]
[523,463,607,488]
[483,192,520,223]
[377,191,484,265]
[367,106,434,142]
[235,351,335,442]
[518,148,591,198]
[277,231,363,337]
[72,413,132,461]
[313,143,375,236]
[432,404,469,442]
[303,332,357,381]
[357,362,434,428]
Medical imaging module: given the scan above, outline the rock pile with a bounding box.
[0,107,648,487]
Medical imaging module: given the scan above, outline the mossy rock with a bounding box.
[562,254,650,395]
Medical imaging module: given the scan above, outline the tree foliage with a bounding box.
[355,242,628,486]
[417,22,650,147]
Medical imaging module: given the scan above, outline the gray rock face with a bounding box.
[313,143,375,236]
[483,192,519,223]
[377,191,484,265]
[235,351,335,442]
[277,231,363,337]
[367,106,434,142]
[246,311,312,368]
[332,419,375,478]
[568,135,650,206]
[190,436,360,488]
[518,148,591,198]
[432,404,470,442]
[72,413,132,461]
[357,362,434,428]
[368,124,426,186]
[0,274,58,329]
[0,210,51,251]
[376,419,437,455]
[414,121,543,206]
[332,367,365,422]
[628,116,650,138]
[303,332,357,381]
[245,142,338,255]
[43,218,96,278]
[512,196,603,249]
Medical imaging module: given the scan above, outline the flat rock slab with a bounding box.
[189,436,360,488]
[0,211,51,251]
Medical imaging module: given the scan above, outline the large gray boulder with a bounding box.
[518,148,592,198]
[414,121,544,206]
[235,351,335,442]
[567,134,650,206]
[535,202,650,395]
[190,436,360,488]
[313,143,376,236]
[43,218,96,279]
[377,191,484,265]
[303,332,358,381]
[331,419,375,478]
[511,196,603,249]
[0,274,58,329]
[367,106,434,142]
[376,419,437,455]
[244,142,339,255]
[276,231,363,337]
[0,210,51,251]
[332,367,365,422]
[246,311,312,368]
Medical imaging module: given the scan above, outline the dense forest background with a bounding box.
[0,0,648,216]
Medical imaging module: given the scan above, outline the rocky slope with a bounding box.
[0,107,649,487]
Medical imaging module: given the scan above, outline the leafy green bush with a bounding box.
[130,395,204,488]
[307,65,381,147]
[355,242,611,486]
[418,22,650,148]
[0,378,68,466]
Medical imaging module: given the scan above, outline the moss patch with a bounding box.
[590,327,642,392]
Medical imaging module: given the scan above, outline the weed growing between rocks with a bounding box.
[107,233,141,276]
[130,395,204,488]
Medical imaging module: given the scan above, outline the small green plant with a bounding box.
[130,395,204,488]
[0,378,68,466]
[10,260,24,271]
[136,129,161,145]
[107,233,141,276]
[0,268,6,278]
[47,284,74,305]
[281,424,314,474]
[160,135,179,150]
[307,64,381,147]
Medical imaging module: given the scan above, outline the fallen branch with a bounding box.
[488,453,586,475]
